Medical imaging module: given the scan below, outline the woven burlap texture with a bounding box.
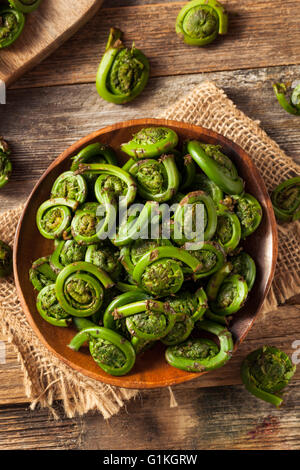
[0,81,299,419]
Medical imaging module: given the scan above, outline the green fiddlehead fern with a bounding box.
[215,208,241,252]
[175,0,228,47]
[187,141,244,195]
[192,172,223,207]
[0,6,25,48]
[85,243,122,281]
[36,198,78,240]
[0,137,12,188]
[165,320,233,372]
[112,299,176,341]
[121,127,179,159]
[174,152,196,190]
[231,251,256,291]
[273,82,300,116]
[71,202,115,246]
[120,238,172,275]
[51,171,87,203]
[55,261,114,317]
[185,241,226,278]
[132,245,202,296]
[29,256,57,291]
[127,154,180,202]
[207,262,248,316]
[173,190,217,244]
[0,240,12,277]
[161,289,207,345]
[96,28,150,105]
[50,240,87,273]
[9,0,42,13]
[36,284,71,327]
[234,193,262,237]
[241,346,296,407]
[271,176,300,222]
[69,318,136,376]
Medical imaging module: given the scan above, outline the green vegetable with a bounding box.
[165,320,233,372]
[231,251,256,291]
[36,198,78,240]
[273,82,300,116]
[241,346,296,406]
[215,208,241,252]
[0,240,12,277]
[192,172,223,207]
[69,320,136,376]
[36,284,71,327]
[55,261,114,317]
[51,171,87,203]
[187,141,244,195]
[234,193,262,237]
[185,241,226,278]
[29,256,57,291]
[128,154,180,202]
[271,176,300,222]
[175,0,228,47]
[96,28,149,105]
[9,0,42,13]
[121,127,179,159]
[0,6,25,48]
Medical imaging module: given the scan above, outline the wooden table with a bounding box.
[0,0,300,450]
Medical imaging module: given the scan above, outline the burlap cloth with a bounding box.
[1,81,300,419]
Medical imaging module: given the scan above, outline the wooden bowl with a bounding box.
[13,118,278,389]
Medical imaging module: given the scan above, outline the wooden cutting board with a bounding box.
[0,0,102,87]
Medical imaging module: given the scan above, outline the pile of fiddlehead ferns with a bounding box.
[31,126,263,376]
[0,1,42,48]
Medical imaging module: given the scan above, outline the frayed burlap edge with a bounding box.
[0,80,299,419]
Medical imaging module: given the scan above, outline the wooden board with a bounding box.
[0,0,103,87]
[12,0,300,89]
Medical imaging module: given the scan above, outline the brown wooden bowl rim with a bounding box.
[13,118,278,389]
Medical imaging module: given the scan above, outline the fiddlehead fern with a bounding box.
[50,240,87,273]
[161,289,207,345]
[29,256,57,290]
[175,0,228,47]
[112,299,176,341]
[36,198,78,240]
[0,6,25,48]
[132,245,202,296]
[55,261,114,317]
[120,238,172,275]
[85,243,122,281]
[121,127,179,159]
[127,154,180,202]
[0,240,12,277]
[241,346,296,407]
[9,0,42,13]
[174,152,196,191]
[0,138,12,189]
[165,320,233,372]
[36,284,71,327]
[96,28,150,105]
[207,262,248,316]
[192,172,223,207]
[215,208,241,252]
[231,251,256,291]
[69,318,136,376]
[185,241,225,278]
[234,193,262,237]
[187,141,244,195]
[273,82,300,116]
[173,190,217,244]
[271,176,300,222]
[51,171,87,203]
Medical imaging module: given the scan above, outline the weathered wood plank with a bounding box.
[1,65,299,206]
[11,0,300,89]
[0,404,83,450]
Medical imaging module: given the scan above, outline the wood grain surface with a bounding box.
[0,0,299,451]
[11,0,300,89]
[0,0,102,86]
